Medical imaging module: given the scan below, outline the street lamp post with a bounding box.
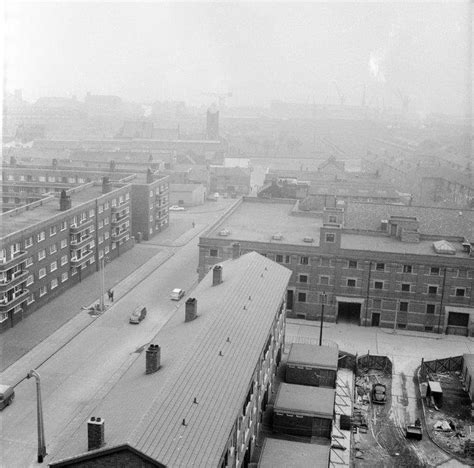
[319,292,327,346]
[99,256,105,311]
[27,369,47,463]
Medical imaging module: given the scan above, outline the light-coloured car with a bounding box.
[170,288,185,301]
[169,205,185,211]
[0,384,15,410]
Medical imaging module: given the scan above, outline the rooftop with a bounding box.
[259,438,330,467]
[207,199,322,246]
[287,343,339,370]
[51,252,292,467]
[274,383,335,418]
[170,183,203,192]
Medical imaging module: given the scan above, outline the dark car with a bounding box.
[371,383,387,404]
[129,305,147,324]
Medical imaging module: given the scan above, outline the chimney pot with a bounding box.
[212,265,223,286]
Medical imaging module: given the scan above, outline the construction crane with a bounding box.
[202,91,233,108]
[332,81,346,106]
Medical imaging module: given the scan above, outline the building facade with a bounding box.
[198,198,474,336]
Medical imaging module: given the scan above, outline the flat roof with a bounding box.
[259,438,330,467]
[287,343,338,370]
[341,233,468,257]
[207,200,322,246]
[0,184,107,238]
[428,381,443,394]
[51,252,292,467]
[274,383,335,418]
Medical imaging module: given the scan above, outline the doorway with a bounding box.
[286,289,294,311]
[446,311,469,336]
[337,301,361,325]
[371,312,380,327]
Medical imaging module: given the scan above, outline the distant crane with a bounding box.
[202,91,233,108]
[332,81,346,106]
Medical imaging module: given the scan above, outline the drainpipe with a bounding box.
[27,369,47,463]
[437,267,448,334]
[364,261,372,326]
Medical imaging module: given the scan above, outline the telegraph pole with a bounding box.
[99,256,105,311]
[319,292,327,346]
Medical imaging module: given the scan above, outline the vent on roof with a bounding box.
[303,237,314,243]
[213,265,223,286]
[219,229,231,236]
[272,233,283,240]
[185,298,197,322]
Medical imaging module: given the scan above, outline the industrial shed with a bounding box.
[286,343,339,388]
[258,438,330,468]
[273,383,335,438]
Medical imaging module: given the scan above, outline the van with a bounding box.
[129,305,147,324]
[0,384,15,410]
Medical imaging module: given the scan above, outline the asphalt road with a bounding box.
[0,199,237,468]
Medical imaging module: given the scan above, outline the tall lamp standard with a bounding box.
[319,291,327,346]
[27,369,47,463]
[99,256,106,312]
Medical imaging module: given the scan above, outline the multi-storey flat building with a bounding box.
[49,252,291,467]
[198,198,474,336]
[0,169,169,332]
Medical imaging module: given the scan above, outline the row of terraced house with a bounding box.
[0,163,169,332]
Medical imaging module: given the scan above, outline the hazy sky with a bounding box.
[3,1,472,115]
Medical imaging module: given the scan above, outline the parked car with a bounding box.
[129,305,147,324]
[371,383,387,404]
[170,288,185,301]
[169,205,185,211]
[0,384,15,410]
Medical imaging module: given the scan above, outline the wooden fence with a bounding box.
[357,353,392,374]
[419,355,464,381]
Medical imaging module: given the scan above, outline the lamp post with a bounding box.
[27,369,46,463]
[319,292,327,346]
[99,256,105,311]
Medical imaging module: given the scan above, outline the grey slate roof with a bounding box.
[287,343,339,370]
[51,252,292,467]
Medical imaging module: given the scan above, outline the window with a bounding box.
[49,243,57,254]
[456,288,466,297]
[39,285,47,297]
[89,209,95,217]
[51,278,58,289]
[104,201,109,210]
[320,276,329,285]
[0,311,8,323]
[373,299,382,309]
[61,255,68,266]
[347,279,356,287]
[99,234,104,244]
[50,225,57,236]
[50,261,57,272]
[428,286,438,295]
[105,246,110,254]
[276,254,283,263]
[403,264,413,273]
[99,220,104,229]
[329,215,337,223]
[325,233,335,243]
[61,272,68,282]
[348,260,357,269]
[298,274,308,283]
[425,326,433,332]
[38,249,46,261]
[426,304,435,314]
[98,205,104,214]
[38,268,46,279]
[104,232,110,240]
[25,236,33,248]
[25,256,33,267]
[26,275,34,286]
[399,301,408,312]
[430,267,440,275]
[376,263,385,271]
[61,221,67,231]
[297,292,307,302]
[37,231,46,242]
[374,281,383,290]
[27,294,35,305]
[210,249,218,257]
[284,255,290,264]
[61,239,68,249]
[104,217,109,225]
[150,190,154,198]
[300,256,309,265]
[401,283,410,292]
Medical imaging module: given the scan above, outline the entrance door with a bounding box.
[337,302,361,324]
[447,312,469,336]
[371,312,380,327]
[286,290,294,311]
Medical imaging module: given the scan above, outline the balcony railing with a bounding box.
[70,219,94,233]
[111,229,129,242]
[70,234,93,250]
[0,289,29,312]
[0,270,29,292]
[0,251,28,272]
[111,212,130,225]
[70,249,94,268]
[111,200,130,213]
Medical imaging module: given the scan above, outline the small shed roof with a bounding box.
[259,438,330,467]
[428,381,443,394]
[274,383,335,419]
[287,343,338,370]
[464,354,474,375]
